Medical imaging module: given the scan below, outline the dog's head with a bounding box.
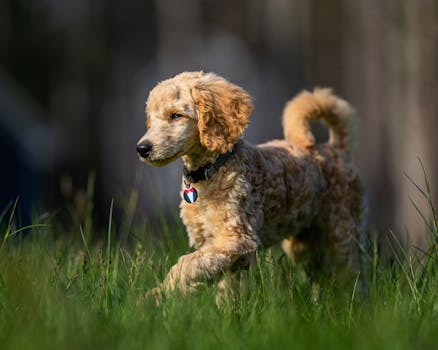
[137,71,253,166]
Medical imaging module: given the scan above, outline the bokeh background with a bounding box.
[1,0,437,244]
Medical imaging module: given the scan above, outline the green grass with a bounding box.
[1,161,438,350]
[0,211,437,350]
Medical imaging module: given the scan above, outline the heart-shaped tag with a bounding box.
[183,185,198,203]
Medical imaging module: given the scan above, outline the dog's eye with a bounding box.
[170,113,183,121]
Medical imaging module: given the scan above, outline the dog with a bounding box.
[137,71,368,302]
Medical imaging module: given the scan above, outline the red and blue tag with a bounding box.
[183,185,198,203]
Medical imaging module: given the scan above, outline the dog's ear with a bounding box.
[192,75,253,153]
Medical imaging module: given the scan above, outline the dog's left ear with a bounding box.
[192,75,253,153]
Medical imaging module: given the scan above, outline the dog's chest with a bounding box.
[179,170,250,248]
[180,201,214,248]
[180,197,239,248]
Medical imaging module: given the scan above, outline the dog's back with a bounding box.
[247,88,360,240]
[245,88,367,287]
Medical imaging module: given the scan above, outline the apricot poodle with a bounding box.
[137,71,368,301]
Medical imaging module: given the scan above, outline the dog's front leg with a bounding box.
[144,249,231,305]
[159,247,235,295]
[154,239,257,297]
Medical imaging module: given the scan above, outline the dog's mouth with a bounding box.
[140,151,183,167]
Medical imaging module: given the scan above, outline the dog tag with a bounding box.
[183,185,198,203]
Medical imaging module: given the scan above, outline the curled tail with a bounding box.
[282,88,356,159]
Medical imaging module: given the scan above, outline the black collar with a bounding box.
[183,148,235,184]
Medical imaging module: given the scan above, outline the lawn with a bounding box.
[1,195,437,350]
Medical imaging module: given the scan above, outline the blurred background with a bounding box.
[1,0,437,244]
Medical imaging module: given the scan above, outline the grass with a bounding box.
[1,168,438,349]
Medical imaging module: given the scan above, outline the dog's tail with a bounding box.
[282,88,356,159]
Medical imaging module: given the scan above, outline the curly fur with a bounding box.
[193,74,253,153]
[283,88,357,159]
[137,71,368,302]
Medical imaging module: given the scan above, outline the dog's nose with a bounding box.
[136,143,153,158]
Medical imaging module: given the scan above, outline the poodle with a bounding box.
[136,71,368,302]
